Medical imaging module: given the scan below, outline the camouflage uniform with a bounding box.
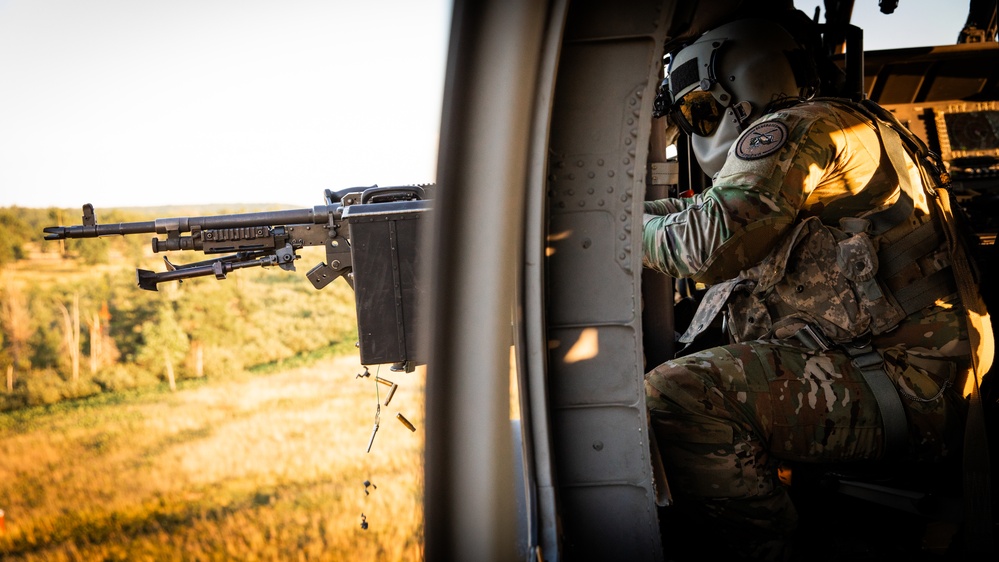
[642,99,972,558]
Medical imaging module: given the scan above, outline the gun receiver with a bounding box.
[43,184,432,367]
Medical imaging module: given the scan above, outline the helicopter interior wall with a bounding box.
[541,0,672,558]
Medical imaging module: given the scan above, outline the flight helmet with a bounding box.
[660,18,818,175]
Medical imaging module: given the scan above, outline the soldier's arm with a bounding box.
[644,197,693,215]
[642,111,836,284]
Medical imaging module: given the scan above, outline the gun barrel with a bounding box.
[44,221,156,240]
[43,205,340,240]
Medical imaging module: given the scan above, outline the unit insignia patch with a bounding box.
[735,121,789,160]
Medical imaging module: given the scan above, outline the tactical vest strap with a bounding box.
[869,116,918,234]
[791,325,907,458]
[934,188,996,552]
[892,268,958,316]
[878,220,941,279]
[866,191,913,236]
[848,345,909,459]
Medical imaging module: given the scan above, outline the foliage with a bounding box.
[136,300,190,381]
[11,368,102,408]
[90,364,161,394]
[0,276,32,371]
[65,237,110,265]
[0,208,30,266]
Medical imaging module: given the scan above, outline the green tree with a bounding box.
[136,300,190,390]
[174,280,249,377]
[65,237,110,265]
[106,271,159,363]
[0,208,30,266]
[0,277,33,372]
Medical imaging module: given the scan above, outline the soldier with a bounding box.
[643,16,993,561]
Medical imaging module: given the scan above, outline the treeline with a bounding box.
[0,206,359,411]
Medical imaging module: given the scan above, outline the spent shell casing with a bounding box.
[383,383,398,406]
[396,413,416,432]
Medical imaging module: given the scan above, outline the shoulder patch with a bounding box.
[735,121,789,160]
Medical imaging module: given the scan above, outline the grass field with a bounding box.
[0,353,425,561]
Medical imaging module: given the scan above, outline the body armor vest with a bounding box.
[680,99,957,349]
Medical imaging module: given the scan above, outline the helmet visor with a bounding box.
[670,89,725,137]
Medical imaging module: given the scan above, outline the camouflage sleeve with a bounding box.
[642,110,836,284]
[644,198,692,215]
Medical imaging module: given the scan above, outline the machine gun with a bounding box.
[43,184,433,370]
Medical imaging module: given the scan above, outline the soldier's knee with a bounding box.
[645,359,717,412]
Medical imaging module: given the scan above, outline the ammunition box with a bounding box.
[343,198,430,367]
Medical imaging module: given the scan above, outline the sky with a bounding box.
[0,0,973,209]
[795,0,970,50]
[0,0,451,209]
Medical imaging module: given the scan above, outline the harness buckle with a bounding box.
[794,323,833,351]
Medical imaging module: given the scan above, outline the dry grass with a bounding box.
[0,353,425,561]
